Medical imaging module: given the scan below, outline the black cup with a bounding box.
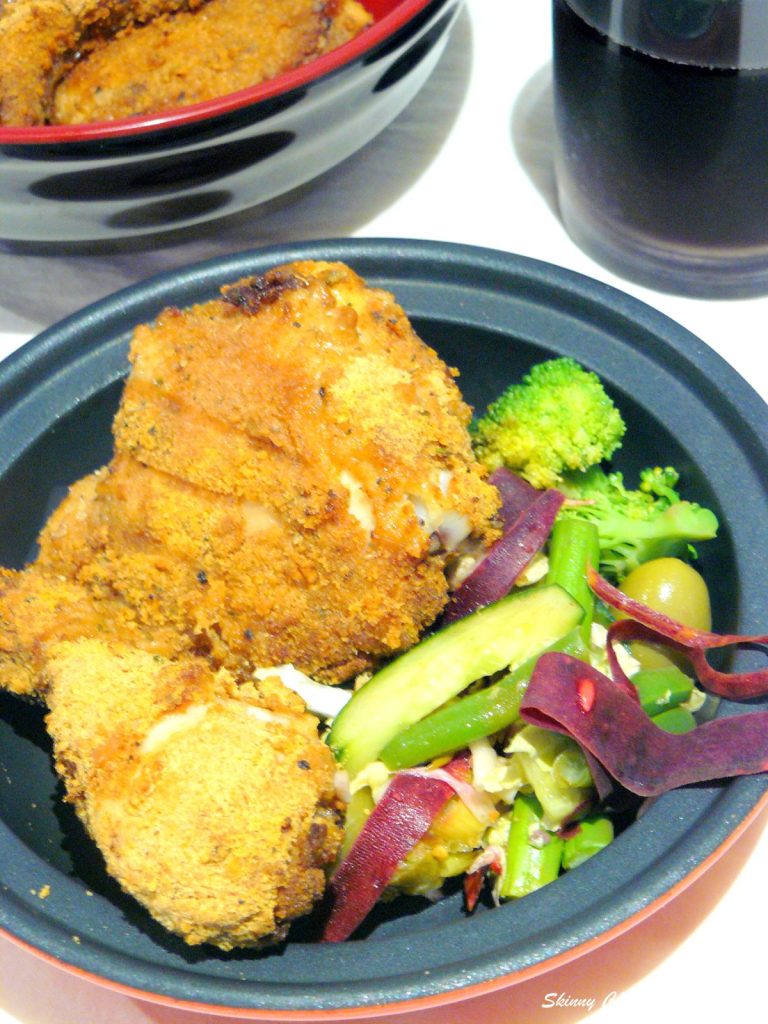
[552,0,768,297]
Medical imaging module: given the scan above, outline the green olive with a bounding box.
[618,557,712,672]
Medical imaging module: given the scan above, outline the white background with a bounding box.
[0,3,767,1022]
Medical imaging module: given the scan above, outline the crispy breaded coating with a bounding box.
[0,260,500,949]
[53,0,372,124]
[0,469,183,698]
[0,0,206,125]
[4,261,498,693]
[0,0,72,125]
[45,639,343,948]
[0,567,148,697]
[0,0,371,125]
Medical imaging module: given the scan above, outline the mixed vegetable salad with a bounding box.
[288,358,768,942]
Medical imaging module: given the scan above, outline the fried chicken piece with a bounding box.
[0,568,142,698]
[0,0,72,125]
[0,261,498,696]
[53,0,372,124]
[0,261,499,948]
[0,0,371,125]
[44,638,343,948]
[0,468,187,698]
[0,0,207,125]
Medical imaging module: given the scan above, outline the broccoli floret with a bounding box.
[558,465,719,580]
[471,358,626,489]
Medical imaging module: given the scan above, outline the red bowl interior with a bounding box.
[0,0,434,145]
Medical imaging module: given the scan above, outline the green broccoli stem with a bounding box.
[562,815,614,870]
[378,627,588,771]
[546,517,601,642]
[500,793,564,899]
[557,466,719,581]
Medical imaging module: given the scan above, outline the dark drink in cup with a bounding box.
[552,0,768,296]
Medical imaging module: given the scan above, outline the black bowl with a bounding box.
[0,239,767,1018]
[0,0,461,243]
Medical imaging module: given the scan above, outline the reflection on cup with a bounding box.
[552,0,768,297]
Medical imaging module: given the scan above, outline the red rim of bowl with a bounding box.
[0,0,436,145]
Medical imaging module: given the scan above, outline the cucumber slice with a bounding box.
[327,584,583,777]
[378,627,588,772]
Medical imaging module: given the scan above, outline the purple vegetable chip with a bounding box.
[441,489,565,624]
[323,753,471,942]
[489,467,539,529]
[521,653,768,797]
[589,567,768,700]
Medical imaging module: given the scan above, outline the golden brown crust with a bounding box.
[0,563,171,698]
[0,0,372,125]
[0,0,76,125]
[0,260,499,947]
[44,639,343,948]
[54,0,372,124]
[0,0,209,125]
[25,261,500,687]
[0,261,499,697]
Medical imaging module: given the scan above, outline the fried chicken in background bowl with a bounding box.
[1,0,372,126]
[0,0,465,241]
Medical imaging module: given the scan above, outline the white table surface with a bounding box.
[1,3,767,1022]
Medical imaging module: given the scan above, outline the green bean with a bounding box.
[546,517,601,641]
[499,793,563,899]
[378,628,588,771]
[650,705,697,734]
[562,815,614,870]
[630,665,694,715]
